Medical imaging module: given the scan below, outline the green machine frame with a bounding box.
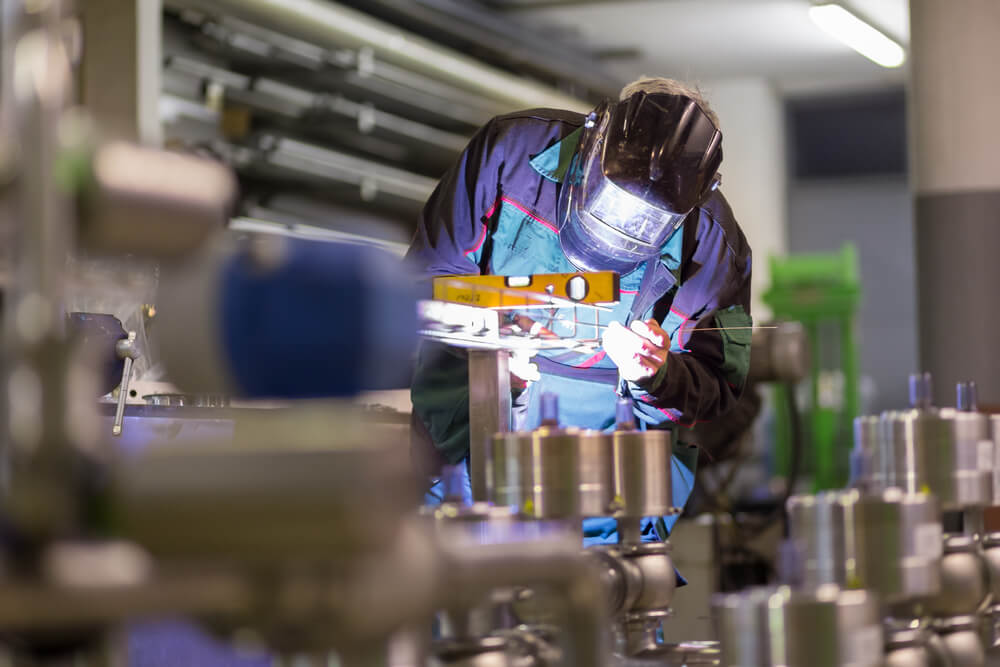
[763,244,861,491]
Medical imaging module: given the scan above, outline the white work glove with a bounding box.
[602,319,669,382]
[509,348,540,388]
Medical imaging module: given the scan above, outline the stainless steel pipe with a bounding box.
[163,0,590,114]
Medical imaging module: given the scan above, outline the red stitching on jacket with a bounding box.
[637,395,704,427]
[484,200,498,219]
[575,350,606,369]
[464,223,488,256]
[668,306,690,350]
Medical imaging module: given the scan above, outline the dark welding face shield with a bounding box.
[557,92,723,274]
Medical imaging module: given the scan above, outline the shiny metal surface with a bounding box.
[114,407,419,560]
[981,604,1000,664]
[884,625,953,667]
[612,430,676,517]
[747,320,809,383]
[713,585,883,667]
[713,587,775,666]
[432,638,511,667]
[112,331,138,436]
[787,488,942,600]
[881,408,993,509]
[469,349,511,502]
[885,629,933,667]
[934,616,986,667]
[576,429,616,517]
[625,641,721,666]
[924,535,988,617]
[991,415,1000,506]
[141,393,231,408]
[851,415,882,489]
[982,534,1000,601]
[787,491,852,589]
[588,543,675,626]
[627,544,677,612]
[852,488,942,601]
[489,426,614,519]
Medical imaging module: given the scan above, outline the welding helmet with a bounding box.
[557,92,723,274]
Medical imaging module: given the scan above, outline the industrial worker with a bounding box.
[407,77,752,544]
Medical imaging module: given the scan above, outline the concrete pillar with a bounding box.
[910,1,1000,406]
[704,78,788,320]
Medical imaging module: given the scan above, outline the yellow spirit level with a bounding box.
[432,271,620,308]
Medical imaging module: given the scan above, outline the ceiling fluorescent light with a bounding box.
[809,3,905,68]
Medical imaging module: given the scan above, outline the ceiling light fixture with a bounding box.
[809,3,905,68]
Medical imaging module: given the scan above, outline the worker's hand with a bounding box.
[509,348,540,390]
[602,319,669,382]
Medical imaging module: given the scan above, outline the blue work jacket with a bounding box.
[407,108,752,538]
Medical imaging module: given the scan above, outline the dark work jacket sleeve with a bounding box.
[634,194,753,426]
[404,119,504,277]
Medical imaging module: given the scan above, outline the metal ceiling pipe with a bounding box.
[164,0,591,113]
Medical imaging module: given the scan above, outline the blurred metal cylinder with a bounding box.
[787,491,852,589]
[747,321,810,383]
[934,616,986,667]
[489,427,614,519]
[787,488,941,601]
[880,408,992,509]
[713,585,883,667]
[991,415,1000,506]
[982,533,1000,600]
[489,433,523,511]
[884,628,933,667]
[924,535,988,617]
[612,430,675,517]
[80,142,237,257]
[851,415,882,490]
[713,587,775,665]
[980,604,1000,665]
[114,408,418,560]
[577,430,616,517]
[432,638,511,667]
[852,488,942,602]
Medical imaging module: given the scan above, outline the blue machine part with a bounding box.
[219,238,418,398]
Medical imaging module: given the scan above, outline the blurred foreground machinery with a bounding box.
[713,372,1000,666]
[0,1,617,665]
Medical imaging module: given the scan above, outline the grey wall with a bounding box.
[787,176,917,413]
